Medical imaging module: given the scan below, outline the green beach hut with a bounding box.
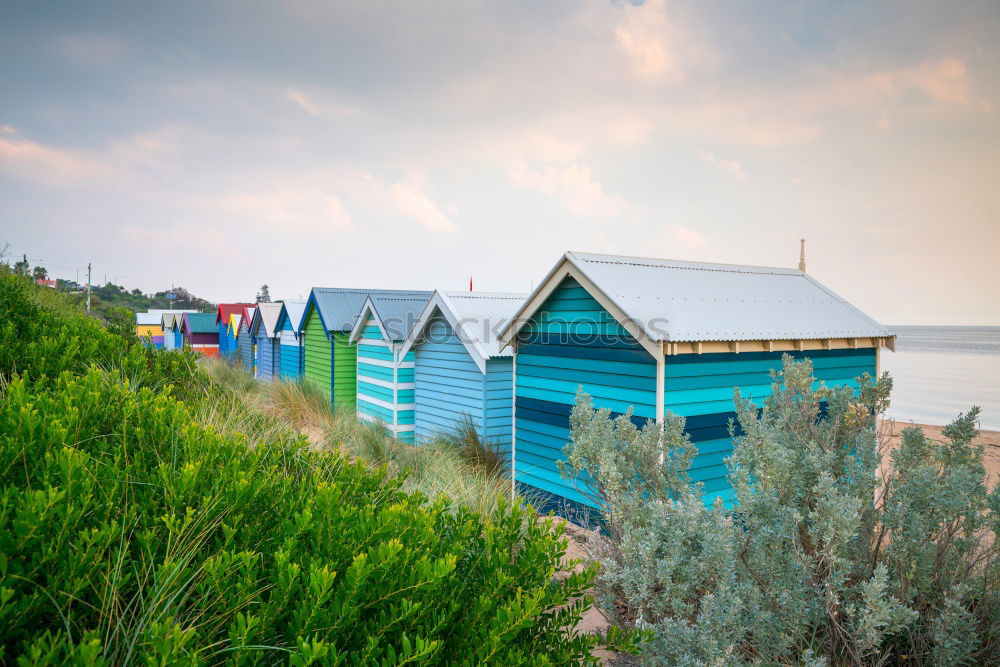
[298,288,430,410]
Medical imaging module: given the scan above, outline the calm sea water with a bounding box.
[880,326,1000,431]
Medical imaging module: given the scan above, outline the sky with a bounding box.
[1,0,998,324]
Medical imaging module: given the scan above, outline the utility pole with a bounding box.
[86,263,92,314]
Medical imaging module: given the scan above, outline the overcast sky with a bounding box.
[1,0,997,324]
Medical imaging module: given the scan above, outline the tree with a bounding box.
[13,254,29,276]
[564,356,1000,665]
[32,266,48,281]
[256,284,271,303]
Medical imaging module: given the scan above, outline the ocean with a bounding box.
[880,326,1000,431]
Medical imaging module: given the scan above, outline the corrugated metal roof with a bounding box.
[365,292,433,340]
[183,312,217,334]
[251,302,283,338]
[305,288,432,333]
[400,291,528,373]
[279,299,307,334]
[441,291,527,359]
[161,311,197,329]
[567,251,890,342]
[501,251,891,351]
[137,309,193,326]
[240,306,256,331]
[216,303,254,325]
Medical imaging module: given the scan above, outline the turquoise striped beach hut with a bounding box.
[498,251,895,511]
[276,299,307,380]
[250,302,283,380]
[400,291,526,454]
[349,292,432,444]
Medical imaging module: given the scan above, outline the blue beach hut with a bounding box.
[349,292,433,444]
[216,304,253,359]
[161,312,192,351]
[498,251,895,510]
[237,306,256,373]
[276,299,307,380]
[250,302,283,380]
[400,291,527,454]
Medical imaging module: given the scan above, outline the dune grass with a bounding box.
[199,358,520,517]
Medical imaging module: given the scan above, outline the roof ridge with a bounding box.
[569,250,799,274]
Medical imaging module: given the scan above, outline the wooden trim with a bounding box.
[662,337,891,355]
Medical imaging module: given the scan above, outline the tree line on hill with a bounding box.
[1,243,215,320]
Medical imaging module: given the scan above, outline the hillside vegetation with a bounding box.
[0,273,613,664]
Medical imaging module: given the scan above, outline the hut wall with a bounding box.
[302,307,332,402]
[356,319,415,444]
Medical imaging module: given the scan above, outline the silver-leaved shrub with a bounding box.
[562,356,1000,665]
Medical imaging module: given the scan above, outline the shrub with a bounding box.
[0,274,201,400]
[0,274,610,664]
[563,356,1000,665]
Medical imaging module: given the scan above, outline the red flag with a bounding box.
[469,276,473,292]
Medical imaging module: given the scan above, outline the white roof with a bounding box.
[252,302,284,338]
[400,291,528,373]
[136,309,195,326]
[499,251,891,356]
[280,299,307,334]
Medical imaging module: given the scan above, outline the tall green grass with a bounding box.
[200,359,523,518]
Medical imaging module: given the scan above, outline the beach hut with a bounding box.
[276,299,307,380]
[237,307,256,373]
[161,311,196,351]
[227,314,242,363]
[180,312,220,357]
[497,251,895,510]
[136,310,172,348]
[349,292,433,444]
[215,304,254,359]
[299,288,429,409]
[400,291,527,452]
[161,313,179,350]
[250,302,283,380]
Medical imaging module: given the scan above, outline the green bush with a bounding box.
[0,273,609,664]
[0,273,200,400]
[563,356,1000,665]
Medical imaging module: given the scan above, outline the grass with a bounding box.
[198,357,521,517]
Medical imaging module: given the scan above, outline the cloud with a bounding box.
[614,0,680,81]
[699,150,748,181]
[664,224,708,249]
[387,182,457,233]
[53,34,124,65]
[210,186,356,235]
[287,89,322,116]
[334,170,457,233]
[510,159,625,217]
[0,128,113,184]
[286,88,361,117]
[900,58,971,105]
